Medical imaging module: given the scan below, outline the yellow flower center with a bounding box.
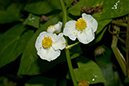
[75,18,87,31]
[47,25,54,31]
[42,37,52,48]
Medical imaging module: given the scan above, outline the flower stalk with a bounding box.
[60,0,78,86]
[65,42,79,50]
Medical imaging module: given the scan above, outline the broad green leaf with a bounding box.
[25,76,56,86]
[0,3,21,24]
[73,56,106,84]
[101,0,129,19]
[96,19,111,34]
[93,12,112,34]
[65,0,74,7]
[18,16,63,75]
[0,24,34,68]
[18,15,82,75]
[97,45,120,86]
[24,0,61,14]
[68,0,103,16]
[23,13,40,28]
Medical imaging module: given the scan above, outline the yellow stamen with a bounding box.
[47,25,54,31]
[75,18,87,31]
[42,37,52,48]
[62,43,66,45]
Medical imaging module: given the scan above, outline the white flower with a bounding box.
[47,21,62,33]
[35,31,66,62]
[63,13,98,44]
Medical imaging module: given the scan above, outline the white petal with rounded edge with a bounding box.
[47,21,62,33]
[47,26,55,33]
[63,20,78,40]
[37,48,47,60]
[35,32,48,51]
[52,33,66,50]
[37,47,60,61]
[45,47,60,61]
[82,13,98,32]
[77,28,95,44]
[54,21,62,33]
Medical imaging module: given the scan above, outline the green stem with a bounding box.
[60,0,78,86]
[65,42,79,49]
[60,0,67,26]
[111,26,126,76]
[126,14,129,77]
[65,45,78,86]
[111,20,127,27]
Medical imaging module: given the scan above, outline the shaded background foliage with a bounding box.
[0,0,128,86]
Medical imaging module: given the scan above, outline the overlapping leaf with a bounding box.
[100,0,129,19]
[76,56,106,84]
[0,24,34,68]
[0,4,22,24]
[23,13,40,28]
[97,45,121,86]
[68,0,103,16]
[66,56,106,84]
[24,0,61,14]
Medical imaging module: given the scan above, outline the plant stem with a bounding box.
[111,26,126,76]
[65,42,79,49]
[126,14,129,78]
[65,45,78,86]
[60,0,78,86]
[111,20,127,27]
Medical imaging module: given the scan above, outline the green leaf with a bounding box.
[0,24,34,68]
[25,76,56,86]
[72,56,106,84]
[97,45,121,86]
[24,0,61,14]
[65,0,74,7]
[68,0,103,16]
[0,3,21,24]
[93,12,112,34]
[101,0,129,19]
[91,27,107,45]
[23,13,40,28]
[18,16,62,75]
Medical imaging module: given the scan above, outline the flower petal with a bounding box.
[54,21,62,33]
[35,32,47,51]
[37,47,60,61]
[77,28,95,44]
[47,26,55,33]
[52,33,66,50]
[82,13,98,32]
[63,20,78,40]
[47,21,62,33]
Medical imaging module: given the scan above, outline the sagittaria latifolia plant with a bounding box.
[1,0,129,86]
[35,12,98,85]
